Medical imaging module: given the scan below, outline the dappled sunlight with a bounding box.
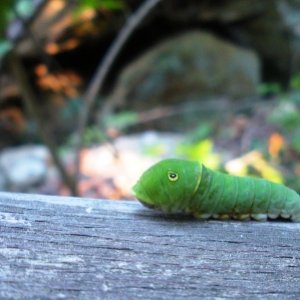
[41,1,100,55]
[79,145,156,199]
[177,139,220,170]
[79,9,97,21]
[225,157,248,177]
[44,0,65,17]
[225,150,283,183]
[80,147,114,177]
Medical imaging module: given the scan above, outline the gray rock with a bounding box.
[107,31,260,112]
[0,145,49,190]
[159,0,299,81]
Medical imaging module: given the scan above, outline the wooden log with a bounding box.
[1,192,300,299]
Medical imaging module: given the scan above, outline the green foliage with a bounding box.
[268,95,300,156]
[65,125,106,148]
[0,0,13,35]
[268,101,300,129]
[257,82,282,96]
[75,0,124,15]
[0,0,37,34]
[144,144,166,156]
[290,73,300,90]
[264,91,300,191]
[177,139,220,170]
[82,125,106,145]
[184,121,213,144]
[225,151,283,184]
[0,0,38,58]
[177,122,219,169]
[291,132,300,152]
[0,39,12,59]
[104,111,138,131]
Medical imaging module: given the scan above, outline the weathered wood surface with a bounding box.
[1,192,300,299]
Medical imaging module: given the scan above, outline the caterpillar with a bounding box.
[132,159,300,221]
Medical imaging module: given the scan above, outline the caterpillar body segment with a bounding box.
[133,159,300,222]
[192,165,300,221]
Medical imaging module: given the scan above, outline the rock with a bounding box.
[107,31,260,112]
[160,0,266,23]
[0,145,49,191]
[160,0,300,82]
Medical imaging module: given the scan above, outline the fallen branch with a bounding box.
[74,0,162,179]
[105,97,263,132]
[7,51,77,196]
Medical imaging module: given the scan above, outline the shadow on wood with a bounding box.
[1,192,300,299]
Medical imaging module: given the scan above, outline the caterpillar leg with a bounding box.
[233,214,250,221]
[213,214,230,220]
[193,213,211,220]
[280,212,291,219]
[291,215,300,222]
[270,185,300,222]
[251,214,267,221]
[267,213,279,219]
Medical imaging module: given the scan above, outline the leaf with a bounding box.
[75,0,124,16]
[177,139,220,170]
[0,0,13,34]
[104,111,138,130]
[291,134,300,153]
[225,151,283,184]
[257,82,282,96]
[0,40,12,58]
[268,101,300,129]
[184,121,213,144]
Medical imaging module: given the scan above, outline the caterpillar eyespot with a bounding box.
[132,159,300,222]
[168,171,178,182]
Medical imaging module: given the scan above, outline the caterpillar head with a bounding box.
[133,159,202,213]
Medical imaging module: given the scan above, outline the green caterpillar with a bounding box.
[132,159,300,221]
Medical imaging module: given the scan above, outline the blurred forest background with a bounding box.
[0,0,299,199]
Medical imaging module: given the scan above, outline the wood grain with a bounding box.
[1,192,300,299]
